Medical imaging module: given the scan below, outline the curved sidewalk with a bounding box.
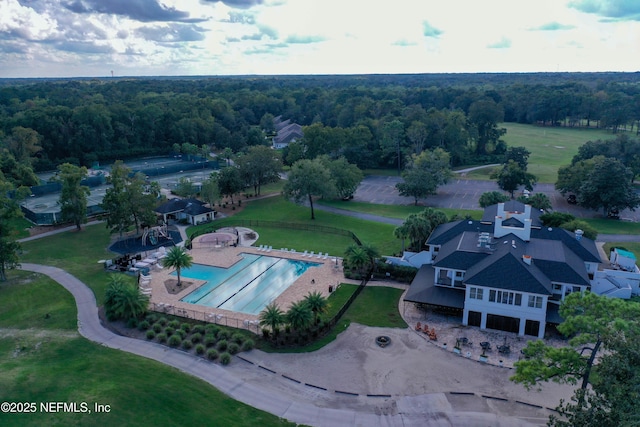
[20,263,553,427]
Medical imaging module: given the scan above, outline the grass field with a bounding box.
[8,217,32,240]
[0,270,296,427]
[19,225,124,306]
[318,200,483,221]
[189,197,400,256]
[467,123,615,183]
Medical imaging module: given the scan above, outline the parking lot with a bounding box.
[354,175,640,221]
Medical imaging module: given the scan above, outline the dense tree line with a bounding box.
[1,73,640,172]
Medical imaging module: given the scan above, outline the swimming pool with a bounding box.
[178,253,321,315]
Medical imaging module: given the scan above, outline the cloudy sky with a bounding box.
[1,0,639,77]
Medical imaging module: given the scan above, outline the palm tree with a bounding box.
[286,301,313,332]
[360,242,380,274]
[259,302,284,338]
[344,244,370,279]
[104,275,149,321]
[303,291,327,325]
[162,246,193,286]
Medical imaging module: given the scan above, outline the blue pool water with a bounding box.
[178,253,321,315]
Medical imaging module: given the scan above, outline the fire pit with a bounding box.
[376,336,391,348]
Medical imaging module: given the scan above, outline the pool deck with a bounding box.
[145,237,360,330]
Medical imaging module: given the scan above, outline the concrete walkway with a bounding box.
[20,263,554,426]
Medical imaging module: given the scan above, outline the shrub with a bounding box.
[242,339,255,352]
[227,343,240,355]
[190,333,202,344]
[164,326,175,336]
[168,334,181,347]
[195,344,205,355]
[104,275,148,322]
[262,328,270,339]
[175,329,187,339]
[231,333,244,345]
[168,320,180,329]
[152,323,163,333]
[192,325,205,334]
[219,352,232,365]
[217,330,229,340]
[138,320,150,331]
[146,330,156,340]
[156,333,167,343]
[145,314,158,324]
[217,339,228,352]
[206,349,219,360]
[204,335,217,347]
[126,318,138,329]
[205,325,220,337]
[182,339,193,350]
[180,323,191,333]
[157,316,168,326]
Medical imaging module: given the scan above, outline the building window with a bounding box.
[528,295,543,309]
[489,290,522,306]
[470,287,483,300]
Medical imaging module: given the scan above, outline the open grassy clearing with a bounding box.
[581,218,640,235]
[19,225,125,306]
[0,270,295,427]
[467,123,615,183]
[0,271,77,330]
[8,217,31,240]
[0,335,296,427]
[189,197,400,255]
[318,200,483,221]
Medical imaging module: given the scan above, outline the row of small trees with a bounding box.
[258,291,328,342]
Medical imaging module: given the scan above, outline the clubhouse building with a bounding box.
[402,201,602,339]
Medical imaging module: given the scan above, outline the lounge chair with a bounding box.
[309,251,315,257]
[302,250,308,257]
[267,246,272,252]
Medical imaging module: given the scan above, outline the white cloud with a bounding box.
[1,0,640,76]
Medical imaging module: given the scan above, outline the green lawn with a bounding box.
[19,224,124,306]
[468,123,615,183]
[342,286,407,328]
[190,197,400,256]
[9,217,32,240]
[0,271,77,330]
[318,200,483,221]
[0,271,295,427]
[582,218,640,235]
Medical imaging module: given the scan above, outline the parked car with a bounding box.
[608,208,620,219]
[567,194,577,204]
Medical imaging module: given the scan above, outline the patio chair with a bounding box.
[309,251,315,257]
[316,252,322,259]
[302,250,308,257]
[323,253,328,259]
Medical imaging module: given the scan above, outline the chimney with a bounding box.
[523,255,532,265]
[575,229,583,241]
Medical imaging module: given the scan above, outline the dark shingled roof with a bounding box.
[155,198,213,215]
[530,226,600,263]
[464,251,552,295]
[433,232,491,270]
[427,220,492,246]
[404,265,465,308]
